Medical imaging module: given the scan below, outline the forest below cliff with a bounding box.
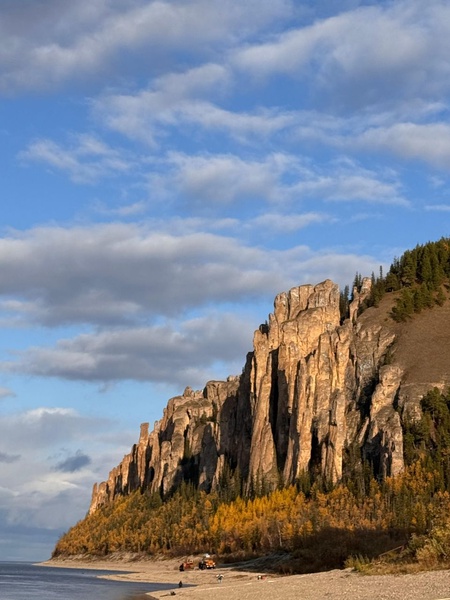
[54,238,450,573]
[54,386,450,572]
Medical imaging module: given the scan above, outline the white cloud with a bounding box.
[1,313,255,387]
[357,122,450,170]
[177,103,295,141]
[152,63,232,102]
[252,212,333,232]
[234,1,450,110]
[159,152,293,206]
[19,135,131,183]
[0,0,292,93]
[0,243,385,387]
[95,71,294,146]
[0,222,387,387]
[293,172,408,206]
[147,152,407,210]
[0,220,397,330]
[95,64,233,146]
[0,223,288,326]
[5,407,100,448]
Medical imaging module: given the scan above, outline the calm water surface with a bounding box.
[0,562,178,600]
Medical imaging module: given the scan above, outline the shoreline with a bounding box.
[39,556,450,600]
[39,556,267,597]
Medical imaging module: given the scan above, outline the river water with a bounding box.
[0,562,178,600]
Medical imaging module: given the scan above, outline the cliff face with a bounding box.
[89,278,450,513]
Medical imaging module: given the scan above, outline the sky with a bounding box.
[1,0,450,561]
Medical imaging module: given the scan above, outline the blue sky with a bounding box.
[1,0,450,561]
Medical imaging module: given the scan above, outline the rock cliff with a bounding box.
[89,278,450,513]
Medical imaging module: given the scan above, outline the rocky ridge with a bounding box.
[89,278,450,513]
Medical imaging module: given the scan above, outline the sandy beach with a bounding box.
[41,556,450,600]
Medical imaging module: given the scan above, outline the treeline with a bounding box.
[54,388,450,572]
[339,237,450,322]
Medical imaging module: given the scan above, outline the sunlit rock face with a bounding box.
[89,278,445,513]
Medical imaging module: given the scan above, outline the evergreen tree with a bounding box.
[436,287,446,306]
[392,288,414,321]
[339,285,350,321]
[400,251,417,287]
[418,246,432,286]
[430,244,445,289]
[384,271,400,292]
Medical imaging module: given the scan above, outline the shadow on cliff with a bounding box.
[219,527,408,575]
